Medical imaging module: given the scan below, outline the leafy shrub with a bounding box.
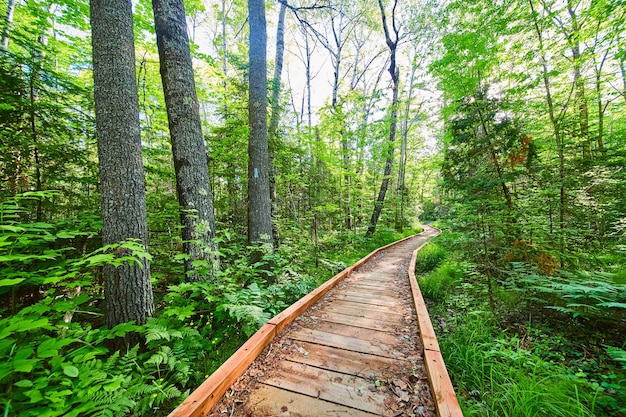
[415,242,447,273]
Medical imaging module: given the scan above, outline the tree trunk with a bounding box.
[1,0,16,50]
[90,0,154,335]
[247,0,274,249]
[268,1,286,244]
[396,54,418,232]
[152,0,220,281]
[367,0,400,237]
[530,0,567,266]
[567,3,590,160]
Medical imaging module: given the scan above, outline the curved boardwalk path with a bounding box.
[170,226,462,417]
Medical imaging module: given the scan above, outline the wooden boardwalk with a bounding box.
[169,226,462,417]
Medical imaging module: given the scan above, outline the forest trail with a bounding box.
[169,226,462,417]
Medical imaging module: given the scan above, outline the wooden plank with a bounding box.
[323,303,402,321]
[424,350,463,417]
[289,328,403,359]
[408,245,440,352]
[263,360,389,415]
[268,268,351,334]
[329,299,403,315]
[337,292,402,307]
[168,323,276,417]
[349,281,391,289]
[287,340,404,377]
[312,320,400,346]
[245,384,377,417]
[344,285,397,295]
[319,311,395,332]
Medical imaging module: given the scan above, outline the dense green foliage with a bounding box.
[1,0,625,415]
[0,191,416,415]
[418,232,626,416]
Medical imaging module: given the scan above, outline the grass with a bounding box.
[438,311,598,417]
[415,242,447,273]
[416,234,619,416]
[418,261,463,300]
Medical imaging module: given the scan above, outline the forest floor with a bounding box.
[208,236,436,417]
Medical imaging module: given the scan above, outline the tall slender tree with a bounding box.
[367,0,400,236]
[90,0,154,333]
[247,0,274,249]
[1,0,16,50]
[152,0,220,281]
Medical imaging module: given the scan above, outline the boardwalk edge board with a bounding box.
[408,227,464,417]
[168,227,456,417]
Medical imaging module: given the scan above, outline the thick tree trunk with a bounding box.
[152,0,220,281]
[268,1,286,244]
[90,0,154,333]
[247,0,274,249]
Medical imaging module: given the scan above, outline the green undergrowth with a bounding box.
[416,232,626,416]
[1,193,422,416]
[316,226,421,268]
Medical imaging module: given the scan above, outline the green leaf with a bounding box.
[86,253,114,265]
[12,359,38,373]
[14,379,34,388]
[63,365,79,378]
[0,278,25,287]
[25,388,43,403]
[598,302,626,309]
[0,224,25,233]
[37,338,76,358]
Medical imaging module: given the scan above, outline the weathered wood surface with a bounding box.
[169,226,463,417]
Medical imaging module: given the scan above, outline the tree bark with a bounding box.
[152,0,220,281]
[90,0,154,334]
[268,1,287,244]
[247,0,274,249]
[396,53,418,232]
[367,0,400,237]
[1,0,16,50]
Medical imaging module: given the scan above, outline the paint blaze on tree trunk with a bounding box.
[90,0,154,335]
[152,0,220,281]
[248,0,274,249]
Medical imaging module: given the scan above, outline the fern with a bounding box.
[218,303,271,336]
[519,270,626,323]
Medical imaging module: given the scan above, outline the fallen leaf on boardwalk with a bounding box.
[384,397,400,411]
[391,385,410,402]
[393,378,409,390]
